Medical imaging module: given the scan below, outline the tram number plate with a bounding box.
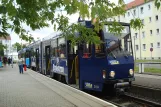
[85,82,92,89]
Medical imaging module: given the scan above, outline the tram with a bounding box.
[19,20,135,92]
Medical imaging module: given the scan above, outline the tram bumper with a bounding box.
[114,82,129,88]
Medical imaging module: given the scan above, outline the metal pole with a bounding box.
[133,36,136,60]
[137,6,142,60]
[12,47,13,68]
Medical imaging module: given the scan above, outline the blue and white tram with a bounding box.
[24,20,135,92]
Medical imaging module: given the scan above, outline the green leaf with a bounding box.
[155,0,161,10]
[130,18,144,30]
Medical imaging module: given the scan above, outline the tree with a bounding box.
[0,0,160,45]
[22,44,26,49]
[12,42,22,52]
[0,43,6,56]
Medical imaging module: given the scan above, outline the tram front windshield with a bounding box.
[103,25,133,57]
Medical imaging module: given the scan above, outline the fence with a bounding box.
[137,62,161,74]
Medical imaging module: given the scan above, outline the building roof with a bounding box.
[0,36,11,40]
[125,0,152,10]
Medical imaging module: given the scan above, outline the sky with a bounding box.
[10,0,134,45]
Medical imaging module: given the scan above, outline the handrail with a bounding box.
[137,62,161,64]
[137,63,161,74]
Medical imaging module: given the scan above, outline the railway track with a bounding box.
[103,84,161,107]
[86,84,161,107]
[103,93,161,107]
[130,84,161,103]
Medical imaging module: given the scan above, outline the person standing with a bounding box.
[8,57,11,66]
[11,57,13,68]
[3,56,7,67]
[18,56,23,74]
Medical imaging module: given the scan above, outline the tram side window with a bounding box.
[33,49,36,62]
[58,44,66,58]
[36,49,39,56]
[68,42,74,54]
[58,37,66,58]
[26,52,29,58]
[43,45,45,58]
[95,31,105,58]
[82,43,92,58]
[68,41,78,54]
[51,40,57,57]
[95,44,105,57]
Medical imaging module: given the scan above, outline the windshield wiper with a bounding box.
[107,48,116,59]
[121,48,128,58]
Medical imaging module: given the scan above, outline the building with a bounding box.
[0,36,12,56]
[108,0,161,60]
[0,36,19,62]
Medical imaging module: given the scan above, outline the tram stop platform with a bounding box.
[133,73,161,90]
[0,65,116,107]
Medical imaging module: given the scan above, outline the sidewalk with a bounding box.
[0,65,75,107]
[0,65,116,107]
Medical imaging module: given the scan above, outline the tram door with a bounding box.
[45,46,50,75]
[36,48,39,72]
[67,41,79,85]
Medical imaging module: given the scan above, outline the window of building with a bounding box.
[150,43,153,48]
[140,7,144,14]
[156,15,158,21]
[157,29,159,34]
[142,31,145,38]
[150,30,152,35]
[148,5,151,10]
[133,9,136,16]
[136,45,139,51]
[149,17,151,22]
[143,44,146,50]
[128,12,130,16]
[135,33,138,39]
[142,19,144,24]
[157,42,160,48]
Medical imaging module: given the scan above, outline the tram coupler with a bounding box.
[114,82,130,95]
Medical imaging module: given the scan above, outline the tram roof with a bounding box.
[104,21,130,26]
[42,32,61,42]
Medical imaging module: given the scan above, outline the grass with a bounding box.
[134,66,161,74]
[135,60,161,63]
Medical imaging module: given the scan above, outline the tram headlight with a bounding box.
[109,71,115,78]
[129,69,134,75]
[102,70,106,79]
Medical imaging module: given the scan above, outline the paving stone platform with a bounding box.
[0,65,116,107]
